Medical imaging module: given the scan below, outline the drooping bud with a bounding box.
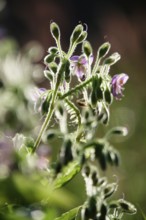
[104,52,121,65]
[98,42,111,59]
[118,199,137,215]
[50,22,60,41]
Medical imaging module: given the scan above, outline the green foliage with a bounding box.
[0,22,137,220]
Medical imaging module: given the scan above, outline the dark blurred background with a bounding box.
[0,0,146,219]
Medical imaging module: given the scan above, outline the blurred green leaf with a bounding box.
[55,206,81,220]
[53,161,81,189]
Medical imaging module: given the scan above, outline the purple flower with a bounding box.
[111,73,129,99]
[70,55,93,81]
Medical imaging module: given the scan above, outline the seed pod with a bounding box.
[118,199,137,215]
[98,42,111,59]
[70,24,83,44]
[82,41,92,57]
[50,22,60,40]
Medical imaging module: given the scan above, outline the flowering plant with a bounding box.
[0,22,136,220]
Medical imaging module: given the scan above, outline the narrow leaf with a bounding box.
[54,161,81,189]
[55,206,81,220]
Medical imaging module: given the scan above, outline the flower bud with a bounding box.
[41,93,52,115]
[104,52,121,65]
[76,31,87,44]
[88,196,97,219]
[70,24,83,44]
[48,46,58,54]
[50,22,60,40]
[61,139,73,165]
[118,199,137,215]
[82,41,92,57]
[100,203,107,220]
[108,126,128,136]
[64,60,71,83]
[49,62,58,74]
[83,165,91,177]
[104,88,113,105]
[45,130,57,140]
[104,183,117,199]
[44,54,55,64]
[44,70,53,81]
[98,42,111,59]
[81,207,90,220]
[24,137,34,149]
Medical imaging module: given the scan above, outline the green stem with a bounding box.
[32,87,58,153]
[60,77,93,100]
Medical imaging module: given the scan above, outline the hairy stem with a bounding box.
[60,77,93,100]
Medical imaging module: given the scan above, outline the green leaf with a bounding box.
[55,206,81,220]
[54,161,81,189]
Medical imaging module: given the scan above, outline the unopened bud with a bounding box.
[70,24,83,44]
[64,60,71,83]
[118,199,137,215]
[48,46,58,54]
[104,88,113,105]
[104,183,117,199]
[104,52,121,65]
[50,22,60,40]
[44,70,53,81]
[98,42,111,59]
[82,41,92,57]
[76,31,87,44]
[44,54,55,64]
